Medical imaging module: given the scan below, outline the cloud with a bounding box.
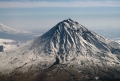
[0,0,120,8]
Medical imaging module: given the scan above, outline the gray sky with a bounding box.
[0,0,120,30]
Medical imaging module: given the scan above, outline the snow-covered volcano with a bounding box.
[28,18,120,64]
[33,19,120,54]
[0,19,120,81]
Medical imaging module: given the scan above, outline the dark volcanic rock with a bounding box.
[0,45,3,52]
[0,66,120,81]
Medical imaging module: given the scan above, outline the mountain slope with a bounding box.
[0,19,120,81]
[33,19,120,54]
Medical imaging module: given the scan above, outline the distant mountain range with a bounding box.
[91,27,120,40]
[0,23,34,41]
[0,19,120,81]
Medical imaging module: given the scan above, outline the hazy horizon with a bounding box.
[0,0,120,31]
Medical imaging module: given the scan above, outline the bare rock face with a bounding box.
[0,45,3,52]
[0,19,120,81]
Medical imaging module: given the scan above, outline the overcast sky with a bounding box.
[0,0,120,31]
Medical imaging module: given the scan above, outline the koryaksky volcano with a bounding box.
[0,19,120,81]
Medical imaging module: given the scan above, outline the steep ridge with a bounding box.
[0,19,120,81]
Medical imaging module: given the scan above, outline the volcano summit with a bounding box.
[0,19,120,81]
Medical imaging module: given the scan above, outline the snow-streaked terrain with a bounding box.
[0,38,20,59]
[0,38,19,52]
[0,19,120,81]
